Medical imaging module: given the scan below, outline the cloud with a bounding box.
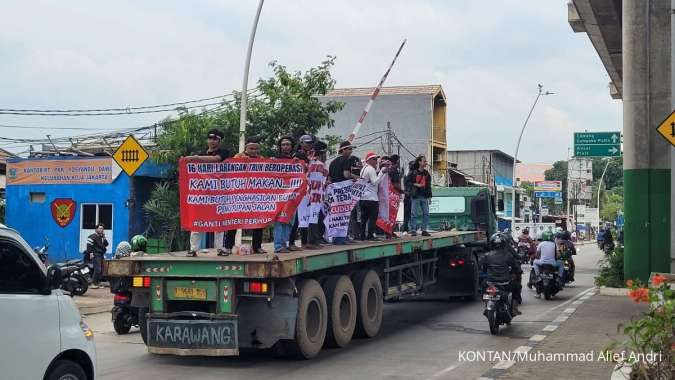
[0,0,620,163]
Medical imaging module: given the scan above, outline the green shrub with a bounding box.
[595,247,625,288]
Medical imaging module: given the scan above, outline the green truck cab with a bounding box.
[428,186,497,237]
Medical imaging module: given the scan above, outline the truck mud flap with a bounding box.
[147,317,239,356]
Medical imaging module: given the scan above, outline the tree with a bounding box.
[592,157,623,190]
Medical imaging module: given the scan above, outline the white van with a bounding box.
[0,225,97,380]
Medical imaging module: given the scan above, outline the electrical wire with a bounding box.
[0,88,259,114]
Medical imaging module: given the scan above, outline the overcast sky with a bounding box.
[0,0,621,163]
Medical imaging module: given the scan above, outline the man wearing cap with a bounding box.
[185,129,230,257]
[223,136,267,254]
[305,140,329,249]
[329,141,360,183]
[329,141,360,245]
[289,134,315,250]
[273,136,303,253]
[360,152,386,241]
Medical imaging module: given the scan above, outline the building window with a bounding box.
[82,204,112,230]
[29,192,45,203]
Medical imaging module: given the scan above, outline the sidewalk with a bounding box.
[73,286,113,315]
[496,293,647,380]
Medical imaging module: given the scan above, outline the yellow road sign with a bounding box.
[656,110,675,147]
[113,135,149,176]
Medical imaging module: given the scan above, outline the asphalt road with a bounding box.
[87,243,604,380]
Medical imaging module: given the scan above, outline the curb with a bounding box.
[598,286,629,297]
[79,305,111,316]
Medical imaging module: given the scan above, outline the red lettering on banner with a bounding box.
[179,158,307,231]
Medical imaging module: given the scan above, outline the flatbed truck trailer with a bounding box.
[107,230,486,359]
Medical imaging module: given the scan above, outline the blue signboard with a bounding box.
[534,191,562,198]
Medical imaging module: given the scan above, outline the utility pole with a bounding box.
[386,121,393,156]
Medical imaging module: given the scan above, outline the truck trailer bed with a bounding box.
[107,230,484,279]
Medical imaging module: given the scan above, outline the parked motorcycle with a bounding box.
[483,281,514,335]
[535,264,562,300]
[36,246,90,296]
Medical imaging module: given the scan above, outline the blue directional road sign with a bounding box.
[534,191,562,198]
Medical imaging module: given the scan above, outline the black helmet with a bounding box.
[490,232,507,249]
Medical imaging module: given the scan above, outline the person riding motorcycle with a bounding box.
[602,229,614,252]
[517,228,536,262]
[480,232,522,315]
[532,231,563,289]
[557,231,577,283]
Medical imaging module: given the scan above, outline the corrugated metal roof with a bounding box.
[322,85,443,98]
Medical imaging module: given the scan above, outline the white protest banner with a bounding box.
[297,195,311,228]
[324,179,367,238]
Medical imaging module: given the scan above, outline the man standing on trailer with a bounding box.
[185,129,230,257]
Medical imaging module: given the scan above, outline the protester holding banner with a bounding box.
[304,140,329,249]
[185,129,230,257]
[289,134,315,250]
[329,141,360,244]
[359,152,386,241]
[272,136,303,253]
[376,154,403,239]
[405,155,432,237]
[223,136,267,254]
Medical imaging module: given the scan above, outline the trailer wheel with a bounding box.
[138,307,149,345]
[353,270,383,338]
[287,279,328,359]
[465,254,480,301]
[323,275,357,348]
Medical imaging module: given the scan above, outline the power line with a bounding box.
[0,100,227,116]
[0,124,129,131]
[0,88,259,114]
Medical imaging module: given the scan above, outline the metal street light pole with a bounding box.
[597,157,612,223]
[236,0,264,247]
[511,84,553,227]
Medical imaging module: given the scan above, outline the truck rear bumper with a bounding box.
[146,313,239,356]
[148,346,239,357]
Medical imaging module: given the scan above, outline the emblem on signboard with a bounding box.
[51,199,76,227]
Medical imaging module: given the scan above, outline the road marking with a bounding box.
[531,286,595,321]
[529,334,546,342]
[572,300,584,305]
[543,325,558,332]
[493,360,515,370]
[563,308,576,314]
[426,364,458,379]
[515,345,533,353]
[553,315,569,323]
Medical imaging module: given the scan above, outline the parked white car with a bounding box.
[0,225,97,380]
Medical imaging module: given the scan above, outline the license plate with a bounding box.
[80,267,89,274]
[148,319,237,349]
[174,287,207,300]
[483,295,498,300]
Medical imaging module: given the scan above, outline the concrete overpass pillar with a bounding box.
[623,0,671,281]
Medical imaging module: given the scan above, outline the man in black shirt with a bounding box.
[289,134,315,249]
[185,129,230,257]
[86,223,109,288]
[329,141,360,183]
[329,141,360,245]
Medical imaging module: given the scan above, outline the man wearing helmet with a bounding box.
[532,231,564,288]
[480,232,522,315]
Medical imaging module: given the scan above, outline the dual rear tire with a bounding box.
[288,270,383,359]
